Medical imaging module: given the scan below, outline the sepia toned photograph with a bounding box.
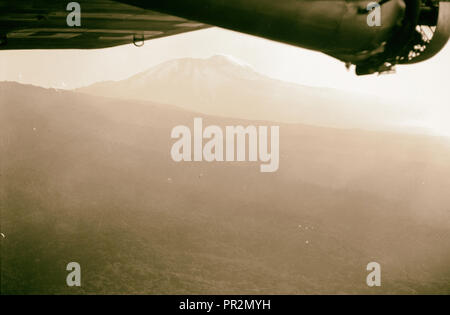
[1,0,449,300]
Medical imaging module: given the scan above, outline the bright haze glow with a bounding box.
[0,27,449,136]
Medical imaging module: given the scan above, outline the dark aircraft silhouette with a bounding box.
[0,0,449,75]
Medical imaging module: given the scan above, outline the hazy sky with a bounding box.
[1,27,449,135]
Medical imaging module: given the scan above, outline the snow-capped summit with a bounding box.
[129,54,262,85]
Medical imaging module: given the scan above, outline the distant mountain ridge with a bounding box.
[77,55,426,134]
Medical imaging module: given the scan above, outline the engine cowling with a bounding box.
[124,0,450,75]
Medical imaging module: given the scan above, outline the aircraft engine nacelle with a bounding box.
[125,0,450,75]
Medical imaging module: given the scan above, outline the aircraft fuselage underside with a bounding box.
[0,0,449,75]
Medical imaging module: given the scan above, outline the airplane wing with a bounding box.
[0,0,210,50]
[1,0,449,75]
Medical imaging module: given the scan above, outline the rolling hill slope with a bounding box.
[1,82,450,294]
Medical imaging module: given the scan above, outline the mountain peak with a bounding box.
[127,54,262,83]
[206,54,252,68]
